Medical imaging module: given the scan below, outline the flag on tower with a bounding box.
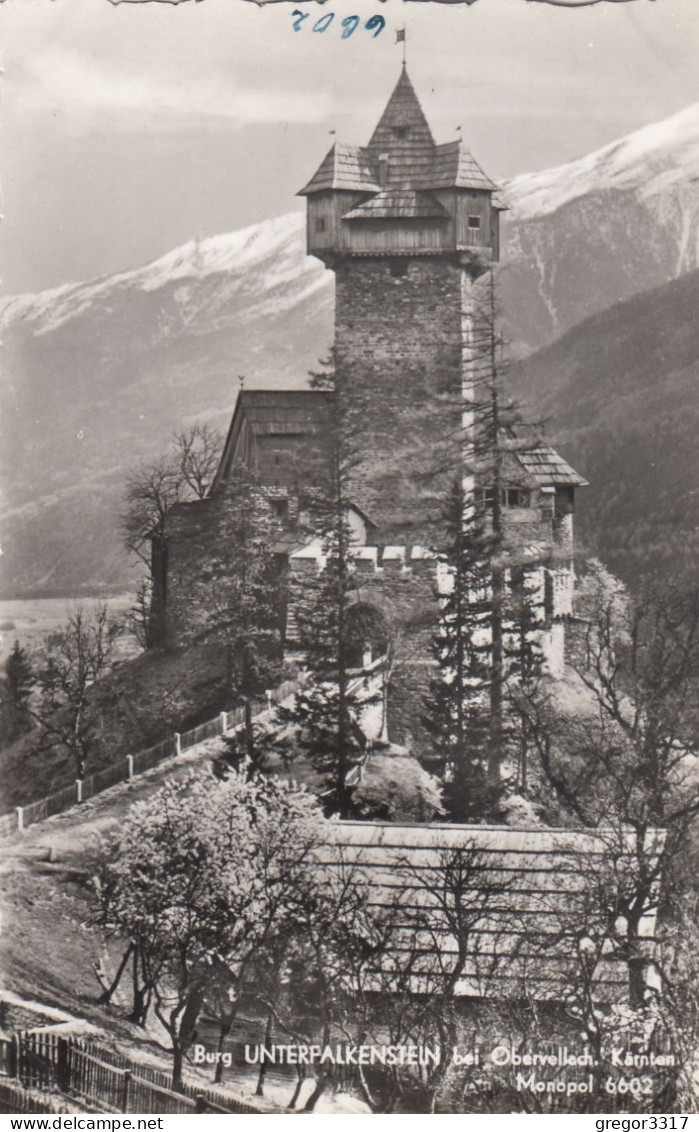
[396,27,407,64]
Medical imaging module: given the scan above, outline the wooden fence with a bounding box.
[0,1032,265,1115]
[0,1080,74,1115]
[2,677,304,839]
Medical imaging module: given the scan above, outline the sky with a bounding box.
[0,0,698,294]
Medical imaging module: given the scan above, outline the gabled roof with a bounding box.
[343,188,448,221]
[515,443,588,488]
[316,820,661,1001]
[298,144,380,196]
[211,390,333,492]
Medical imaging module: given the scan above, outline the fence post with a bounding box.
[174,732,182,756]
[56,1038,69,1092]
[126,754,134,781]
[121,1069,132,1113]
[195,1094,206,1113]
[220,711,228,735]
[76,779,83,804]
[16,807,23,833]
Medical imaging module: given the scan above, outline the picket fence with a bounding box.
[1,678,302,839]
[0,1031,265,1115]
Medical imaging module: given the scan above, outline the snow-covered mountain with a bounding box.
[0,213,325,341]
[500,102,699,352]
[1,104,698,592]
[509,104,699,226]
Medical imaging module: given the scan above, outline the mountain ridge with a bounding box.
[2,103,698,593]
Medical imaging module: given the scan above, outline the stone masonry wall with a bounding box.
[160,492,287,650]
[334,257,469,544]
[287,545,441,760]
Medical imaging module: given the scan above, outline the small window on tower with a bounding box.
[468,215,481,230]
[393,125,410,139]
[316,217,326,233]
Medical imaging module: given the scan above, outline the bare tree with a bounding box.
[120,424,223,647]
[121,455,183,572]
[34,602,121,778]
[173,423,222,500]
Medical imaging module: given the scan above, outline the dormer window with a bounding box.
[393,125,410,139]
[468,215,481,230]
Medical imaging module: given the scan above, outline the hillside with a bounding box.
[510,267,699,584]
[0,215,332,593]
[1,103,698,593]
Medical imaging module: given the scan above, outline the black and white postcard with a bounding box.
[1,0,698,1116]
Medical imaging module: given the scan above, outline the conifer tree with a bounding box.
[254,352,379,816]
[423,270,546,817]
[423,483,495,820]
[194,464,284,766]
[0,640,34,745]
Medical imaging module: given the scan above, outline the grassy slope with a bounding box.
[0,640,230,811]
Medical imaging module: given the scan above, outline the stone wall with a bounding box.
[158,490,288,651]
[287,544,441,759]
[286,540,574,757]
[334,256,469,543]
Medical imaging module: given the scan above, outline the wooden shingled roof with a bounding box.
[316,821,662,1003]
[366,68,437,187]
[298,144,380,195]
[300,68,504,199]
[210,390,333,492]
[417,140,500,193]
[515,443,589,488]
[344,189,449,221]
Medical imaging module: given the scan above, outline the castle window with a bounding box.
[505,488,529,508]
[315,217,326,233]
[476,487,529,508]
[468,215,481,230]
[476,487,495,507]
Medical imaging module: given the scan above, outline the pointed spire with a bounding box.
[368,68,435,155]
[367,69,436,186]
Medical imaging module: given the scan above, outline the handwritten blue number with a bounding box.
[340,15,360,38]
[291,9,309,32]
[313,12,335,32]
[365,15,385,37]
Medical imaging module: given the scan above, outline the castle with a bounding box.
[152,68,586,759]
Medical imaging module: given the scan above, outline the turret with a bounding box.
[299,67,506,273]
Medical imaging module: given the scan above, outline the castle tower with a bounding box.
[157,70,585,764]
[299,67,506,541]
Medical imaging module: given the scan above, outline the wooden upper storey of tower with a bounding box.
[299,68,506,265]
